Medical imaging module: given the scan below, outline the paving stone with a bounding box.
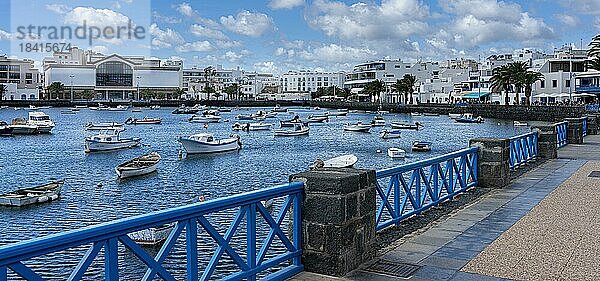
[413,265,456,281]
[418,256,469,270]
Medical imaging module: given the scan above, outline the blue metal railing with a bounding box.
[555,121,568,149]
[509,132,538,170]
[375,147,478,231]
[582,117,588,137]
[586,104,599,112]
[0,183,304,281]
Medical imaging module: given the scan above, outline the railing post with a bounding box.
[469,138,510,189]
[0,266,6,281]
[533,126,557,159]
[587,114,598,135]
[104,238,119,281]
[565,117,584,144]
[290,168,376,277]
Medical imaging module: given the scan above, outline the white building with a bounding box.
[0,56,41,100]
[182,65,242,99]
[43,47,182,100]
[278,70,345,100]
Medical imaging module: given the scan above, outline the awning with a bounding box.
[461,92,491,99]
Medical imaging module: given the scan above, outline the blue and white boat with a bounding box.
[178,133,241,154]
[455,113,484,123]
[85,130,141,153]
[379,129,402,139]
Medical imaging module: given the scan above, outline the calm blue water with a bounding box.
[0,106,527,279]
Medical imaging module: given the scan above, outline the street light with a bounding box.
[136,75,141,101]
[69,74,74,101]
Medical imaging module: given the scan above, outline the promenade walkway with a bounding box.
[292,135,600,281]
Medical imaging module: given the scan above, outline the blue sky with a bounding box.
[1,0,599,74]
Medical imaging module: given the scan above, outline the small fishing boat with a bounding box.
[271,105,288,112]
[125,117,162,125]
[423,113,440,116]
[218,107,232,112]
[0,106,8,110]
[28,105,50,110]
[343,122,371,132]
[127,223,174,246]
[265,112,277,118]
[9,118,38,135]
[172,105,199,114]
[448,113,462,119]
[178,133,241,154]
[388,148,406,159]
[236,114,254,121]
[116,152,161,179]
[85,130,141,153]
[232,122,246,131]
[74,105,88,109]
[280,115,303,127]
[311,154,358,169]
[107,105,130,111]
[85,122,125,131]
[307,115,328,123]
[252,115,266,121]
[0,121,13,136]
[273,123,310,136]
[189,112,221,123]
[412,141,432,152]
[513,121,528,127]
[455,114,484,123]
[390,121,422,130]
[327,109,349,116]
[0,180,63,207]
[379,129,402,139]
[371,116,386,127]
[248,122,272,131]
[28,112,55,133]
[411,112,422,117]
[149,105,161,110]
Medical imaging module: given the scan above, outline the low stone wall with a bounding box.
[0,99,310,108]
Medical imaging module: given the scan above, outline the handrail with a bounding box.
[509,132,538,170]
[0,182,304,281]
[583,117,588,137]
[554,121,568,149]
[375,147,478,231]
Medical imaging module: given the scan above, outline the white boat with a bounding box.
[0,180,63,207]
[0,106,9,109]
[307,115,328,123]
[28,111,55,133]
[116,152,161,179]
[85,122,125,131]
[85,130,141,153]
[343,122,371,132]
[390,121,422,130]
[74,105,88,109]
[273,124,310,136]
[149,105,161,110]
[9,118,38,135]
[327,109,349,116]
[125,117,162,125]
[423,113,439,116]
[455,113,484,123]
[236,114,254,120]
[312,154,358,169]
[272,105,288,112]
[28,105,50,111]
[412,141,432,152]
[108,105,130,111]
[127,223,174,246]
[265,112,277,118]
[189,114,221,123]
[448,113,462,119]
[178,133,241,154]
[380,129,402,139]
[514,121,528,127]
[411,112,422,117]
[388,148,406,159]
[248,122,272,131]
[371,116,386,127]
[280,115,303,127]
[313,106,321,110]
[131,108,143,113]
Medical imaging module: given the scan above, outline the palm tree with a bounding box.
[589,34,600,58]
[491,65,511,105]
[507,62,529,105]
[203,66,216,95]
[401,74,417,104]
[0,84,6,100]
[520,71,544,106]
[392,79,406,103]
[47,82,65,100]
[587,57,600,71]
[363,80,385,102]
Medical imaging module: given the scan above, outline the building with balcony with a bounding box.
[278,70,345,100]
[43,47,182,100]
[0,56,41,100]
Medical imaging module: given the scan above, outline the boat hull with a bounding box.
[273,128,309,136]
[178,138,240,154]
[190,116,221,123]
[0,181,63,207]
[85,138,141,152]
[116,163,159,178]
[9,125,38,135]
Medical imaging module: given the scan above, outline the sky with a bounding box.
[0,0,599,74]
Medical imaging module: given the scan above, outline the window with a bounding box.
[0,65,7,71]
[540,80,545,88]
[317,77,322,81]
[0,72,6,79]
[552,80,557,88]
[96,61,133,87]
[9,73,20,79]
[565,80,571,87]
[25,73,32,79]
[324,77,328,81]
[9,65,20,72]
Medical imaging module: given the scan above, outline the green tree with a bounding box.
[47,82,65,100]
[224,83,239,100]
[392,79,407,103]
[261,85,279,94]
[362,80,385,102]
[491,65,511,105]
[77,90,94,100]
[589,34,600,58]
[506,61,529,105]
[0,84,6,100]
[213,92,222,100]
[587,57,600,71]
[139,89,155,100]
[519,71,544,106]
[203,66,216,94]
[172,88,186,100]
[401,74,418,104]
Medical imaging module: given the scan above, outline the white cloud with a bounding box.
[554,14,580,27]
[220,11,276,37]
[46,4,70,14]
[224,50,251,62]
[269,0,304,10]
[215,40,242,49]
[561,0,600,15]
[153,12,182,24]
[190,24,228,40]
[0,29,12,41]
[91,45,109,54]
[176,41,214,52]
[64,7,130,28]
[254,61,278,73]
[299,44,377,63]
[150,24,184,49]
[306,0,429,41]
[175,2,221,29]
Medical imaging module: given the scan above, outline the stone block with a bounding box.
[303,194,345,224]
[291,168,367,195]
[470,138,510,189]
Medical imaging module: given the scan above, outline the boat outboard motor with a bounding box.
[312,159,325,169]
[231,134,242,147]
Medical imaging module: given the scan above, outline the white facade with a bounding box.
[281,71,345,95]
[0,56,41,98]
[43,47,182,100]
[2,83,39,100]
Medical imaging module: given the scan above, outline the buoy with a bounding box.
[199,195,205,202]
[376,149,382,153]
[97,182,103,187]
[178,150,184,159]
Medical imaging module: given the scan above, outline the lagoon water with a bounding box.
[0,106,527,279]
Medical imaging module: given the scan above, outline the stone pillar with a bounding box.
[587,115,598,135]
[469,138,510,189]
[565,118,584,144]
[290,168,376,277]
[533,126,557,159]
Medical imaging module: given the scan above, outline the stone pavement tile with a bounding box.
[421,228,462,239]
[443,239,489,252]
[344,270,430,281]
[435,219,477,232]
[394,242,442,255]
[432,246,480,260]
[408,234,452,247]
[289,272,342,281]
[413,265,456,281]
[449,272,511,281]
[381,249,431,264]
[418,256,469,271]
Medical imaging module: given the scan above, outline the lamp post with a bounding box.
[136,75,141,101]
[69,74,74,101]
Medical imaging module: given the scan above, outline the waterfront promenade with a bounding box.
[292,135,600,280]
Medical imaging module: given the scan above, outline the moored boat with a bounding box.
[388,147,406,159]
[9,118,38,135]
[379,129,402,139]
[390,121,422,130]
[248,122,272,131]
[125,117,162,125]
[189,111,221,123]
[423,113,440,116]
[116,152,161,179]
[273,123,310,136]
[412,141,432,152]
[149,105,161,110]
[271,105,288,112]
[127,223,174,246]
[85,122,125,131]
[371,116,386,127]
[455,113,484,123]
[343,122,371,132]
[280,115,303,127]
[85,130,141,153]
[311,154,358,169]
[327,109,349,116]
[448,113,462,119]
[178,133,241,154]
[307,115,328,123]
[236,114,254,121]
[0,121,13,136]
[0,180,64,207]
[411,112,422,117]
[28,111,55,133]
[513,121,528,127]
